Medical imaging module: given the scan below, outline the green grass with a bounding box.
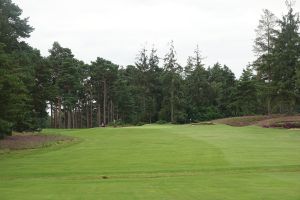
[0,124,300,199]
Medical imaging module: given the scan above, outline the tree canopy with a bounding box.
[0,1,300,136]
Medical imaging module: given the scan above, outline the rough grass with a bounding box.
[257,115,300,128]
[0,132,74,151]
[0,125,300,199]
[213,115,300,128]
[213,115,271,126]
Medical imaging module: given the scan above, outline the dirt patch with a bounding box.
[0,133,74,150]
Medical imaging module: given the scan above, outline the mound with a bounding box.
[213,115,271,127]
[213,115,300,128]
[257,116,300,129]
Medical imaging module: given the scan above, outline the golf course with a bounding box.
[1,124,300,199]
[2,0,300,199]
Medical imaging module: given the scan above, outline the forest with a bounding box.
[0,0,300,137]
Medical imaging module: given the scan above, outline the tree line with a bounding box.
[0,0,300,137]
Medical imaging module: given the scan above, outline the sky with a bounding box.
[14,0,295,77]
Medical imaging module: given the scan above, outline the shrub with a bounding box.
[107,120,125,127]
[156,120,167,124]
[0,119,13,139]
[135,122,145,126]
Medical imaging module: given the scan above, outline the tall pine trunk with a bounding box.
[58,97,62,128]
[67,110,71,129]
[54,104,57,128]
[97,104,101,127]
[90,100,93,128]
[86,105,89,128]
[111,100,114,122]
[170,78,174,123]
[103,80,107,125]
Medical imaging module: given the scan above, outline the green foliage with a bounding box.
[1,0,300,132]
[156,120,168,124]
[0,119,12,139]
[0,0,33,52]
[0,1,47,135]
[232,66,259,115]
[135,121,145,126]
[254,3,300,114]
[271,5,300,113]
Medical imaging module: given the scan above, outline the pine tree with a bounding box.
[135,47,149,122]
[184,46,211,121]
[253,9,278,114]
[147,47,163,123]
[234,66,258,115]
[0,0,33,52]
[272,1,300,113]
[161,41,184,123]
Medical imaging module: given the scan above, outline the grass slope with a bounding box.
[213,115,300,127]
[0,125,300,200]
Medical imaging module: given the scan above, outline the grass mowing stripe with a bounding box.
[0,125,300,200]
[1,164,300,181]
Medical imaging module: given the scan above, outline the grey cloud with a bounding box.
[14,0,292,77]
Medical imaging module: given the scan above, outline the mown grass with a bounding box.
[0,124,300,200]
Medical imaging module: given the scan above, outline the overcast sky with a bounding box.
[14,0,294,77]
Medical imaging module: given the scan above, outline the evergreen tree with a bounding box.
[184,46,211,121]
[48,42,80,128]
[0,0,43,136]
[91,57,118,126]
[208,63,236,117]
[253,9,278,114]
[233,66,258,115]
[161,41,185,123]
[271,1,300,113]
[147,47,163,123]
[0,0,33,52]
[135,47,150,122]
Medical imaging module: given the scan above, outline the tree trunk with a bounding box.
[103,80,107,125]
[90,100,93,128]
[67,110,71,129]
[97,104,101,127]
[73,109,76,129]
[116,107,119,121]
[54,104,58,128]
[170,78,174,123]
[50,102,53,128]
[58,98,62,128]
[267,97,271,115]
[72,110,75,129]
[80,110,83,128]
[86,105,89,128]
[73,109,77,128]
[107,106,109,124]
[111,100,114,122]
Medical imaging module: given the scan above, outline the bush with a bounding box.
[175,111,187,124]
[135,122,145,126]
[107,120,129,127]
[0,119,12,139]
[156,120,167,124]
